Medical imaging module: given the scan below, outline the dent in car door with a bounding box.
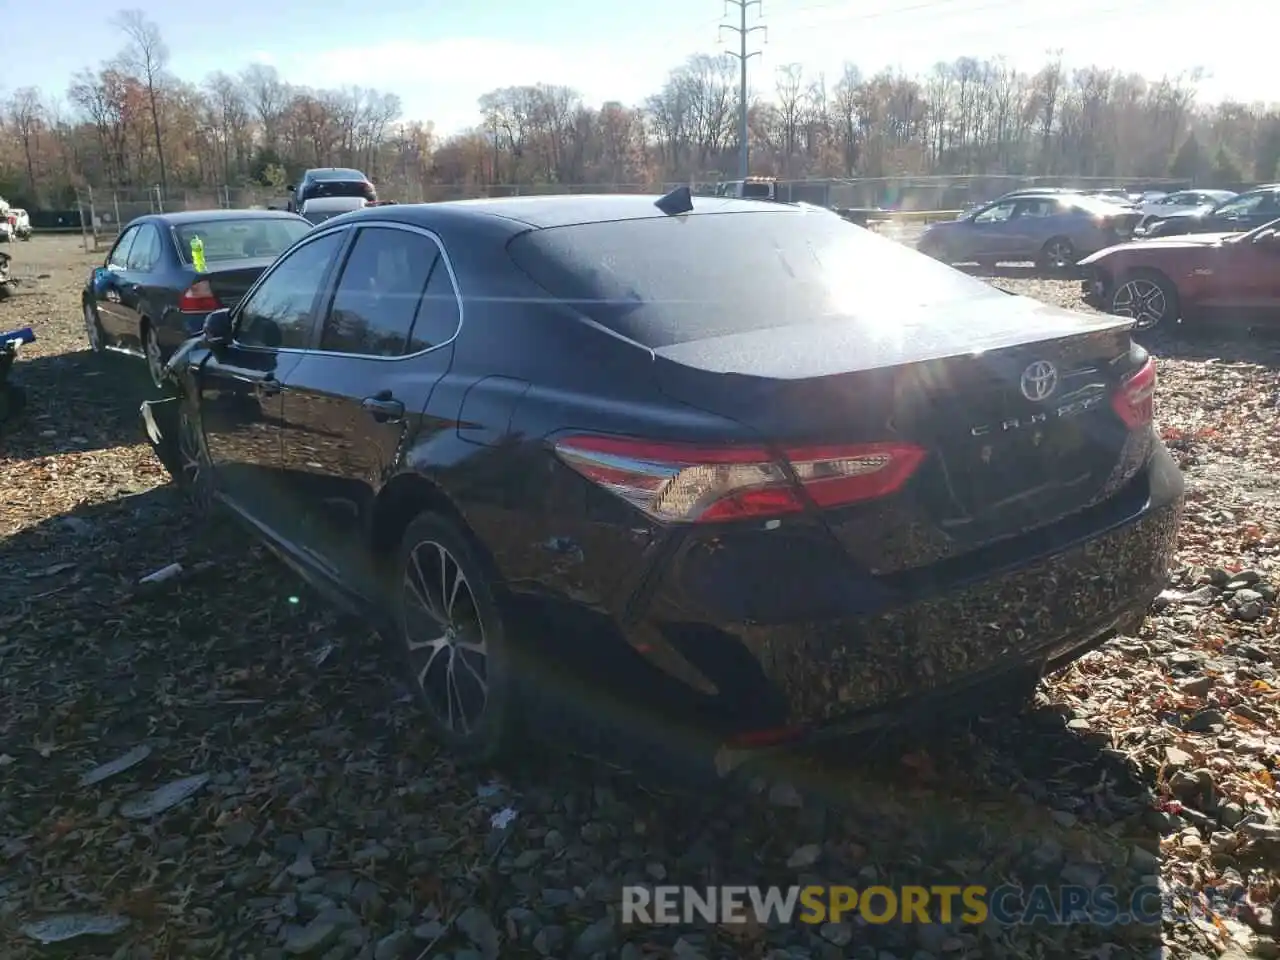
[277,224,461,595]
[198,230,347,528]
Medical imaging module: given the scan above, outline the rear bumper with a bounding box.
[629,443,1184,747]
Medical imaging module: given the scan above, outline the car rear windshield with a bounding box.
[306,180,371,199]
[741,181,773,199]
[172,218,311,264]
[506,209,1004,348]
[311,168,367,181]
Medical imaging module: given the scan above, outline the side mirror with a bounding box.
[203,308,233,346]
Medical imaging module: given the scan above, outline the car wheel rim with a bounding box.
[177,407,212,511]
[1047,242,1072,267]
[84,303,101,351]
[403,540,489,735]
[1112,279,1167,330]
[144,329,164,387]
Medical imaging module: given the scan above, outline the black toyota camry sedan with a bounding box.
[139,193,1183,774]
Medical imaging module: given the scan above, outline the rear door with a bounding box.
[198,230,347,527]
[1006,197,1059,255]
[276,222,462,591]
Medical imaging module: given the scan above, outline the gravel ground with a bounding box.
[1,235,1278,960]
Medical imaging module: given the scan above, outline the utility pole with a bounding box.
[720,1,766,180]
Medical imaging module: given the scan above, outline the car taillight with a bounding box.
[552,435,927,523]
[1112,356,1156,428]
[178,280,221,313]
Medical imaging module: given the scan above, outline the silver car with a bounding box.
[918,194,1142,271]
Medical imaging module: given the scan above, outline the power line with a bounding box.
[719,0,767,179]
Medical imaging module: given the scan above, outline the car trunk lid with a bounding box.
[196,257,275,310]
[652,297,1141,573]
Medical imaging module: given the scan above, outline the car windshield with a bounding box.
[172,218,311,263]
[507,208,1004,349]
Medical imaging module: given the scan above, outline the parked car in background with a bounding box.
[918,193,1142,270]
[1080,216,1280,331]
[300,196,368,224]
[287,168,377,213]
[137,194,1182,772]
[1134,189,1236,233]
[83,209,312,386]
[6,208,31,240]
[0,218,11,243]
[1144,185,1280,237]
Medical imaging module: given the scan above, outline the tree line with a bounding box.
[2,8,1279,209]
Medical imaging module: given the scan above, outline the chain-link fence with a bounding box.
[62,174,1203,250]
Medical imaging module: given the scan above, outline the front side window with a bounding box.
[236,232,345,349]
[107,226,139,269]
[319,226,441,357]
[973,201,1016,224]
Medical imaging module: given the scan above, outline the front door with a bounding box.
[1207,231,1280,318]
[93,225,140,347]
[277,223,462,594]
[966,199,1019,260]
[198,230,347,527]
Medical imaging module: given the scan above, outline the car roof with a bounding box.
[132,209,311,227]
[336,194,792,230]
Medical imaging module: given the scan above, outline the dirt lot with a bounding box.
[2,234,1279,959]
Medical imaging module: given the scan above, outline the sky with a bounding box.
[4,0,1272,138]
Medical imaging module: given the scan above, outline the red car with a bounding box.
[1079,217,1280,331]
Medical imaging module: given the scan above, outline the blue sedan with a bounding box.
[82,209,313,386]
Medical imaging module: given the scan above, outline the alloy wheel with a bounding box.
[143,327,165,388]
[177,404,213,513]
[1111,279,1167,330]
[83,302,102,352]
[402,540,489,734]
[1044,239,1074,270]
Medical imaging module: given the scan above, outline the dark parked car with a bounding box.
[1144,185,1280,238]
[287,168,377,213]
[83,209,313,386]
[1080,217,1280,331]
[138,195,1184,774]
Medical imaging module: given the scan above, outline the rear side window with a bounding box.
[406,259,461,353]
[319,226,442,357]
[507,209,1003,349]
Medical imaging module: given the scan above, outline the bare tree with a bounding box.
[113,9,170,193]
[6,88,44,196]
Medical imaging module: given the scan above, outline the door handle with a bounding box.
[362,393,405,422]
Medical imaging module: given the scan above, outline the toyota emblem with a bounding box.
[1020,360,1058,402]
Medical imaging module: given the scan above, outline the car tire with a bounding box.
[1110,269,1178,332]
[175,395,215,516]
[142,322,166,388]
[83,300,105,353]
[1037,236,1076,273]
[390,510,522,764]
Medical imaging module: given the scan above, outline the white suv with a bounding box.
[8,208,31,240]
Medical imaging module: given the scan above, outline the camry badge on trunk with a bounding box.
[1020,361,1058,402]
